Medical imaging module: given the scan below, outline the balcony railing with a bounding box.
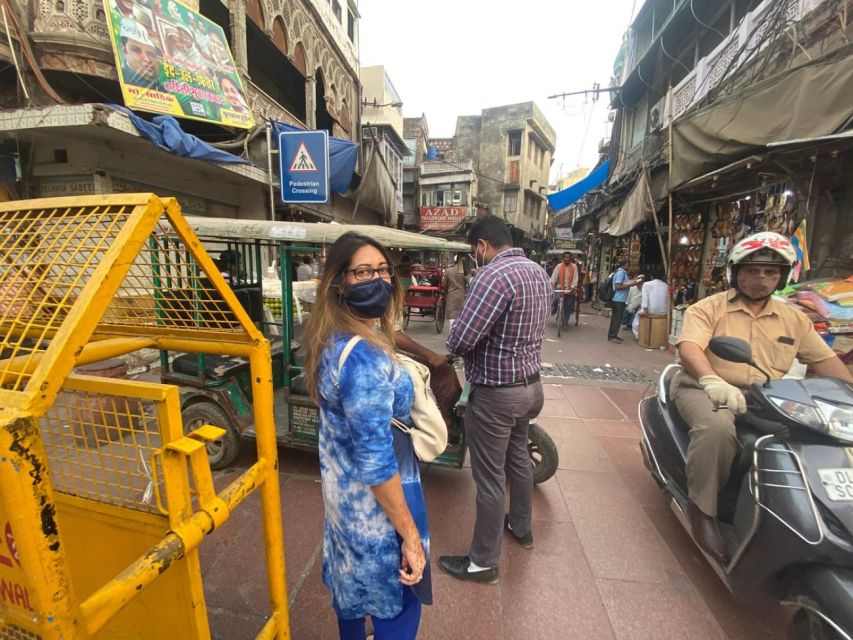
[419,159,474,176]
[667,0,824,120]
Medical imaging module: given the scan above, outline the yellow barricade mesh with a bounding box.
[0,624,42,640]
[39,387,164,514]
[0,200,247,395]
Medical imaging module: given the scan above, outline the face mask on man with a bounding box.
[468,241,488,270]
[344,278,393,318]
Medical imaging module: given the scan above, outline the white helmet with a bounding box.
[725,231,797,289]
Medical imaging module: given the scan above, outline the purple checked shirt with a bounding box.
[446,248,552,386]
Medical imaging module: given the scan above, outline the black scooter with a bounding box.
[639,336,853,640]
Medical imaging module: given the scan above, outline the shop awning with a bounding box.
[602,170,653,236]
[670,43,853,189]
[547,160,610,212]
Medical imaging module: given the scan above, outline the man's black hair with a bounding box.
[467,215,512,248]
[302,255,312,265]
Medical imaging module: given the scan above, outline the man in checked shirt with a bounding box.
[438,216,552,584]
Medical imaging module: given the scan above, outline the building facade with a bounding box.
[453,102,556,240]
[359,65,409,225]
[0,0,380,223]
[401,115,429,229]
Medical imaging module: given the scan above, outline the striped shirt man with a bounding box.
[446,248,551,386]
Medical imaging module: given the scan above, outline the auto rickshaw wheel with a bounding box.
[528,422,558,484]
[182,400,241,470]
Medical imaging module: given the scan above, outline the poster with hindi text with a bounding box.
[104,0,254,129]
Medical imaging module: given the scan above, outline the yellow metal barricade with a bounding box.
[0,194,289,639]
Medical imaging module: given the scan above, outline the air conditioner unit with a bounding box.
[607,110,617,123]
[648,96,667,131]
[597,137,610,154]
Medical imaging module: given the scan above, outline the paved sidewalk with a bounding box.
[200,306,790,639]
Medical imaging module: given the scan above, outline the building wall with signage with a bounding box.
[1,0,363,222]
[31,137,260,219]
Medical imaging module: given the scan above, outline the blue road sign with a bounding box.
[279,130,330,204]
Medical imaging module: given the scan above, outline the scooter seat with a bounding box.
[172,352,249,379]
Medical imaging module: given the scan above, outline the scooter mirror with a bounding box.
[709,336,753,364]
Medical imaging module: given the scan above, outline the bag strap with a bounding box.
[335,335,363,385]
[338,336,409,436]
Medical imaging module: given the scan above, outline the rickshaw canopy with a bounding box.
[184,217,470,252]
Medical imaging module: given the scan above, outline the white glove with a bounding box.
[699,375,747,415]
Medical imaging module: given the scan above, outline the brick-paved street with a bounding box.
[202,304,790,639]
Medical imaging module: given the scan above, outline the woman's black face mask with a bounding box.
[343,278,393,318]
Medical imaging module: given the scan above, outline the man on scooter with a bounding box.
[672,231,852,563]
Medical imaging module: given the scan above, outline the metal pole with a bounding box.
[266,121,275,223]
[666,86,674,341]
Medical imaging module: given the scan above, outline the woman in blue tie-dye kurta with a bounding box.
[303,232,432,640]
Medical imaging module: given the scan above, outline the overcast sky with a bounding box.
[357,0,639,185]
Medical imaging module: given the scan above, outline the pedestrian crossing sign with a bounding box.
[279,130,330,204]
[289,142,318,172]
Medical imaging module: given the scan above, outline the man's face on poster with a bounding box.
[221,77,245,112]
[124,37,161,82]
[115,0,134,16]
[178,28,194,49]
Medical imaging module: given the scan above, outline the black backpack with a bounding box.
[597,272,615,302]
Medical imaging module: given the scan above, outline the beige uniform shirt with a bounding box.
[677,289,836,387]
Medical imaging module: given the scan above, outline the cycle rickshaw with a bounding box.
[157,217,560,483]
[403,265,446,333]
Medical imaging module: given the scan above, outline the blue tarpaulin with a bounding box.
[273,122,357,194]
[115,105,250,164]
[547,160,610,212]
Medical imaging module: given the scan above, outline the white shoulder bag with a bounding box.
[337,336,448,462]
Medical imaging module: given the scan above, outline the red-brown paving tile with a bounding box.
[544,418,616,473]
[419,570,505,639]
[202,476,324,616]
[500,521,616,640]
[557,470,684,584]
[645,504,791,640]
[207,606,266,640]
[539,396,578,418]
[597,577,727,640]
[583,418,642,439]
[560,386,624,420]
[288,559,339,640]
[542,383,566,400]
[597,435,670,509]
[600,387,653,421]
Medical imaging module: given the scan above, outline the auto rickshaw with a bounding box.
[157,217,559,483]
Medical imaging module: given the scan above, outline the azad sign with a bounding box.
[279,130,330,204]
[419,206,467,232]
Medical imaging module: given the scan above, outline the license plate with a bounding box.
[818,468,853,502]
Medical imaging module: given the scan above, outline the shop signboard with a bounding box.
[104,0,254,129]
[419,206,466,231]
[279,130,330,204]
[554,227,573,240]
[554,240,579,250]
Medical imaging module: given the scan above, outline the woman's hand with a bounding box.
[399,537,426,586]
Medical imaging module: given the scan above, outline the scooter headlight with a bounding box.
[769,397,853,443]
[769,397,823,429]
[814,399,853,444]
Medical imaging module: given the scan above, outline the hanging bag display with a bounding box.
[337,335,448,462]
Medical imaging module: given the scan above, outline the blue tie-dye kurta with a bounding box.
[317,333,432,620]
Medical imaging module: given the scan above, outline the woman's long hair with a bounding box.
[302,231,403,402]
